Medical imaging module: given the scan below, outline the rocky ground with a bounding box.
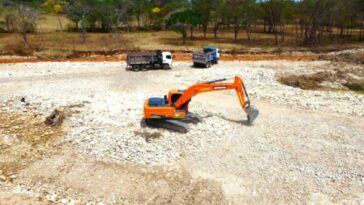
[0,57,363,204]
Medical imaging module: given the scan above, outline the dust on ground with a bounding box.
[0,105,226,205]
[0,51,363,204]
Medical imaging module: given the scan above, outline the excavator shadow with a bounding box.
[140,114,253,134]
[140,119,148,128]
[222,117,252,126]
[204,114,253,126]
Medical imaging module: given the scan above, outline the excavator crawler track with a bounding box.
[145,119,190,133]
[181,113,202,124]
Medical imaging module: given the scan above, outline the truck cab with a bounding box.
[162,51,173,68]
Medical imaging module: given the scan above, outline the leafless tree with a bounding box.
[79,6,91,44]
[14,5,40,47]
[107,2,127,47]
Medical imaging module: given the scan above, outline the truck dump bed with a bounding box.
[127,52,158,65]
[192,51,212,64]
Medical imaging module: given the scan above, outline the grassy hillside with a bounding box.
[1,15,363,57]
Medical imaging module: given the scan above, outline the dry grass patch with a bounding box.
[33,49,73,59]
[2,30,363,57]
[279,72,334,90]
[0,107,64,177]
[279,70,364,93]
[344,79,364,93]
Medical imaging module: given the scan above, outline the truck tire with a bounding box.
[162,64,171,70]
[132,65,141,72]
[141,65,148,71]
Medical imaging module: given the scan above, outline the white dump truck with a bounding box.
[127,50,173,71]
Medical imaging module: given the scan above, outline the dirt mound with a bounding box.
[45,109,65,126]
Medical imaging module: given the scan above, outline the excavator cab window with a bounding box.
[171,93,182,104]
[171,93,190,111]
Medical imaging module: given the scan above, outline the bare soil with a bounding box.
[0,58,363,204]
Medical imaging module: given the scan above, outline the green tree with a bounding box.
[192,0,213,38]
[66,0,92,43]
[226,0,257,42]
[296,0,333,45]
[211,0,225,38]
[166,9,200,44]
[260,0,293,45]
[131,0,149,28]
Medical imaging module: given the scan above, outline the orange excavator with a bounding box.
[143,75,259,133]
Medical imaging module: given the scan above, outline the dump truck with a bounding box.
[127,50,173,71]
[192,46,220,68]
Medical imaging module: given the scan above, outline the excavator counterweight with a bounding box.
[143,75,259,133]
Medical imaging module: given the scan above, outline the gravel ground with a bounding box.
[0,60,363,204]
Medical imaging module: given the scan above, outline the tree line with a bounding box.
[0,0,363,47]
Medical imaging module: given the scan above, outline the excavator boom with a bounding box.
[174,76,249,110]
[143,75,259,133]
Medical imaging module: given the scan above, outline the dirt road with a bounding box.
[0,60,363,204]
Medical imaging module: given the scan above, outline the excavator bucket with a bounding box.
[246,105,259,125]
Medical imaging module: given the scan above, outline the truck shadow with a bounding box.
[190,65,208,69]
[125,67,172,72]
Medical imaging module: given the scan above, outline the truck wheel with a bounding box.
[162,64,171,70]
[141,65,148,71]
[132,65,141,72]
[206,62,211,68]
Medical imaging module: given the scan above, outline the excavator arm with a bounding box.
[173,76,258,123]
[174,76,249,109]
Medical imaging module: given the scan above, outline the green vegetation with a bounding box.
[344,79,364,94]
[0,0,363,49]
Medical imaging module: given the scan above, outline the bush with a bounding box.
[46,34,63,42]
[4,44,35,56]
[344,79,364,93]
[278,72,333,90]
[33,49,73,59]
